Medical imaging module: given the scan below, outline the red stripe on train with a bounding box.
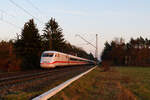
[41,61,87,64]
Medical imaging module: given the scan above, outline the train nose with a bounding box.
[40,58,55,68]
[40,63,55,68]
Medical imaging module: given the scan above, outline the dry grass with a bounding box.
[51,67,150,100]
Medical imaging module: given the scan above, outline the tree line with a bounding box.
[101,37,150,66]
[0,18,95,71]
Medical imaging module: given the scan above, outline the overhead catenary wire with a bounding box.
[0,1,45,39]
[79,33,96,46]
[76,34,96,48]
[76,34,98,60]
[9,0,43,23]
[0,9,21,29]
[24,0,49,26]
[25,0,41,13]
[0,9,16,19]
[0,19,21,29]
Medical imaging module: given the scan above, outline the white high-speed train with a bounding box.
[40,51,95,68]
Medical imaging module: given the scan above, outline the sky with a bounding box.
[0,0,150,59]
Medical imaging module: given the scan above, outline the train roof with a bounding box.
[43,51,58,53]
[43,51,69,56]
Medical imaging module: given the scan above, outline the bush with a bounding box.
[101,60,112,72]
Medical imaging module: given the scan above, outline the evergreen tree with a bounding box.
[43,18,65,51]
[88,53,95,60]
[14,19,41,70]
[101,41,112,61]
[101,37,150,66]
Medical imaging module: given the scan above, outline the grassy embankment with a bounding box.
[51,67,150,100]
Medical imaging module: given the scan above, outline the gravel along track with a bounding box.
[0,65,93,91]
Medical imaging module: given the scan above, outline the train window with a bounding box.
[55,54,60,57]
[42,53,53,57]
[55,54,57,57]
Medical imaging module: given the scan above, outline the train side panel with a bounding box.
[54,53,69,66]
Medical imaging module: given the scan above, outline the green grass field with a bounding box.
[51,66,150,100]
[117,67,150,100]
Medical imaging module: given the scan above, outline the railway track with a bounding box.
[0,69,45,79]
[0,65,93,90]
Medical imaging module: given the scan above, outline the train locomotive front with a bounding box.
[40,51,56,68]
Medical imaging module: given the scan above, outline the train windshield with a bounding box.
[42,53,54,57]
